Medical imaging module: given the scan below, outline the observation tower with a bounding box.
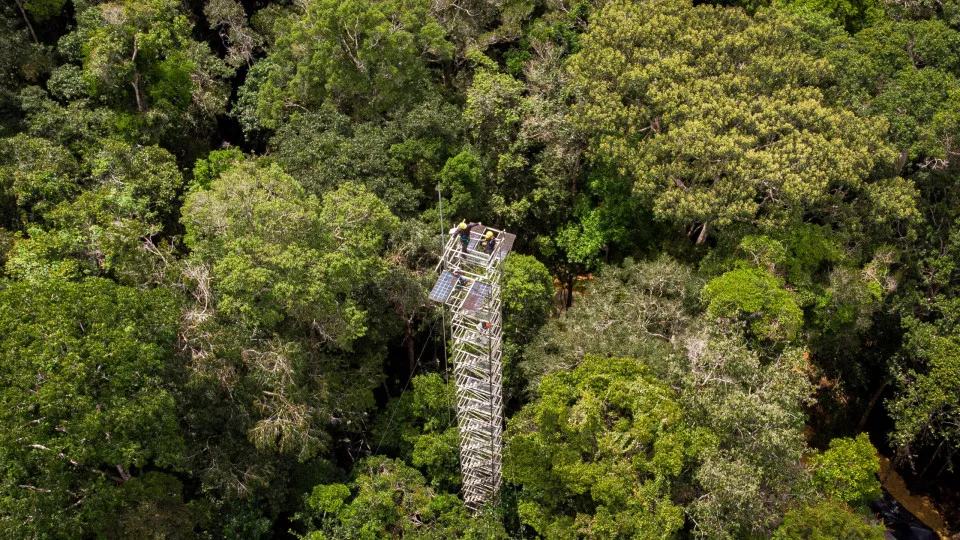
[429,225,515,511]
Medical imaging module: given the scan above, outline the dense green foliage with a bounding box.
[0,279,183,537]
[773,501,886,540]
[702,267,804,342]
[505,355,693,538]
[3,0,960,535]
[297,456,506,539]
[810,433,882,506]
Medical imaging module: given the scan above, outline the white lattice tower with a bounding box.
[428,227,515,511]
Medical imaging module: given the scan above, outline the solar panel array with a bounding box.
[429,271,459,303]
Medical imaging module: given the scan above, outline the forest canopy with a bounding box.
[1,0,959,536]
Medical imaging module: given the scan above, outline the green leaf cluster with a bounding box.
[252,0,454,127]
[505,355,696,539]
[810,433,882,506]
[0,278,183,538]
[298,456,506,539]
[702,267,804,342]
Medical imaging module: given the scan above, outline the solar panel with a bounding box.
[462,282,492,312]
[494,233,516,260]
[429,271,459,303]
[467,228,487,251]
[468,227,504,254]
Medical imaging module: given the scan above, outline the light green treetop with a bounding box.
[183,161,397,343]
[568,0,910,242]
[701,266,804,343]
[810,433,881,506]
[505,354,700,539]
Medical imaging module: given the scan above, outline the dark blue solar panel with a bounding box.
[429,271,458,303]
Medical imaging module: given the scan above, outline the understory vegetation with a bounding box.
[1,0,959,536]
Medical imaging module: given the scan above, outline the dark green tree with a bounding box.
[4,140,183,285]
[0,278,183,538]
[179,160,407,509]
[250,0,454,128]
[58,0,231,135]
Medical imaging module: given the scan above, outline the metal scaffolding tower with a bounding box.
[429,225,516,511]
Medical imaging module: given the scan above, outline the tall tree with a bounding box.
[568,0,913,245]
[59,0,231,133]
[888,310,960,470]
[297,456,506,538]
[249,0,454,128]
[4,140,183,285]
[521,256,698,394]
[0,278,183,538]
[681,329,815,538]
[504,354,695,539]
[179,160,403,501]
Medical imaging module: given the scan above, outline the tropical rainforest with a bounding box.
[1,0,959,536]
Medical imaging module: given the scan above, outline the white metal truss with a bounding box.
[429,226,514,511]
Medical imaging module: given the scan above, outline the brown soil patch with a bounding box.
[879,455,953,539]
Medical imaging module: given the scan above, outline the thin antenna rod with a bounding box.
[437,184,452,427]
[437,183,445,265]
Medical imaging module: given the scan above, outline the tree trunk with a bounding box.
[857,382,887,433]
[131,76,144,112]
[130,36,145,112]
[13,0,39,46]
[565,272,576,309]
[896,148,909,174]
[405,319,415,375]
